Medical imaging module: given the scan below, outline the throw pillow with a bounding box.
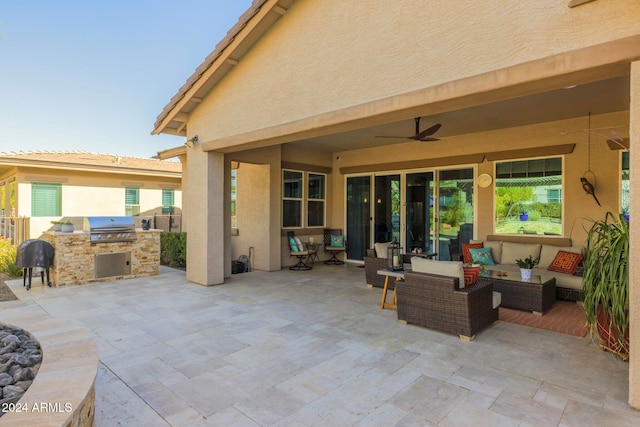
[463,266,481,287]
[468,247,496,265]
[294,237,304,251]
[548,250,583,275]
[289,237,299,252]
[462,242,483,264]
[330,235,344,247]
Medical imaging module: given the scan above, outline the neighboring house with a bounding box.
[152,1,640,404]
[0,151,182,240]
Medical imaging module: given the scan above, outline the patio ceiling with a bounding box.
[287,75,630,153]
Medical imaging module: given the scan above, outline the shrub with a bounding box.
[160,232,186,268]
[0,237,22,277]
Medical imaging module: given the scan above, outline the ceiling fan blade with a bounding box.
[417,136,440,142]
[413,123,442,140]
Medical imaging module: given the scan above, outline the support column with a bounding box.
[629,60,640,409]
[185,149,226,285]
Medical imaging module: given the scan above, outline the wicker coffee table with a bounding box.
[478,270,556,315]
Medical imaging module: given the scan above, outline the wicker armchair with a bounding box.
[364,251,436,288]
[396,271,498,340]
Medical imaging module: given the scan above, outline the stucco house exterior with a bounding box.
[0,151,182,240]
[152,1,640,406]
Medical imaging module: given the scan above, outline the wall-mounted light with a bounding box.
[185,135,199,148]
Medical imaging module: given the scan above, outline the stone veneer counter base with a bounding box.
[0,304,98,426]
[44,229,161,287]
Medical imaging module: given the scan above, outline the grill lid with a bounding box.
[83,216,135,231]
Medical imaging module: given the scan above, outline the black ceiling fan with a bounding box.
[376,117,442,141]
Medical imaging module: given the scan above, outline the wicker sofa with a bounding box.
[469,235,584,301]
[396,266,498,341]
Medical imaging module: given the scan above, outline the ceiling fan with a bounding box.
[376,117,442,141]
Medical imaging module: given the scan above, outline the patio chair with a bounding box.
[287,231,316,271]
[396,270,498,341]
[323,228,346,265]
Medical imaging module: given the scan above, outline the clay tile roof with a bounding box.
[0,150,181,175]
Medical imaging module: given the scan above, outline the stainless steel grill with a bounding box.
[83,216,136,243]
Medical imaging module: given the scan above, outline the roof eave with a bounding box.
[152,0,293,137]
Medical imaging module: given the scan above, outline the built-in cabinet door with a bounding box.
[346,176,371,261]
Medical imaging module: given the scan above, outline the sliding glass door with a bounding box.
[437,168,474,261]
[345,167,474,262]
[346,176,371,260]
[406,172,434,254]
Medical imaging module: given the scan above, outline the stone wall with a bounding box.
[44,230,160,287]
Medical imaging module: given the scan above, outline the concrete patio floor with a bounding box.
[3,264,639,426]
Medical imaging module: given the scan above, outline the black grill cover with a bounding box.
[15,239,55,269]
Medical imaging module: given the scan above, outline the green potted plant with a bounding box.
[515,255,539,281]
[582,212,629,359]
[61,220,74,233]
[50,220,62,232]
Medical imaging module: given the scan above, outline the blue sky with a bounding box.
[0,1,253,158]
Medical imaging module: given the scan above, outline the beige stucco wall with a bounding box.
[7,168,181,239]
[188,0,640,144]
[231,162,270,270]
[330,111,628,249]
[628,60,640,408]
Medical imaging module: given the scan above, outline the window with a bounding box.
[495,157,562,235]
[283,170,303,227]
[162,189,175,214]
[307,173,325,227]
[622,151,629,215]
[31,183,61,217]
[125,187,140,216]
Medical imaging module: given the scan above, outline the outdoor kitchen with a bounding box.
[44,216,161,287]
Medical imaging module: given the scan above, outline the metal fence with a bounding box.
[0,216,30,246]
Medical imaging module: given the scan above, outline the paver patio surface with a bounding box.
[3,265,639,426]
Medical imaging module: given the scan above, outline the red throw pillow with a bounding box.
[547,250,583,275]
[462,243,483,264]
[463,266,481,287]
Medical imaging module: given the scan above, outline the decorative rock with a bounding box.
[0,373,13,387]
[0,324,41,415]
[2,385,25,400]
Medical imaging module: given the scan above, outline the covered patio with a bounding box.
[3,265,637,425]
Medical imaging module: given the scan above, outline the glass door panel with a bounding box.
[437,168,474,261]
[346,176,371,261]
[406,172,434,254]
[374,175,400,244]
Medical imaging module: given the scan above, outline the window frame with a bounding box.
[307,172,326,228]
[282,169,304,228]
[162,188,175,214]
[282,169,327,229]
[125,187,140,217]
[493,156,564,236]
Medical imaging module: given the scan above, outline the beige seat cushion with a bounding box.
[501,242,542,265]
[411,257,464,286]
[374,241,391,258]
[493,291,502,309]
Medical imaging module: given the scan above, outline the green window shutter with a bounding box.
[162,189,174,207]
[125,187,139,205]
[31,183,61,217]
